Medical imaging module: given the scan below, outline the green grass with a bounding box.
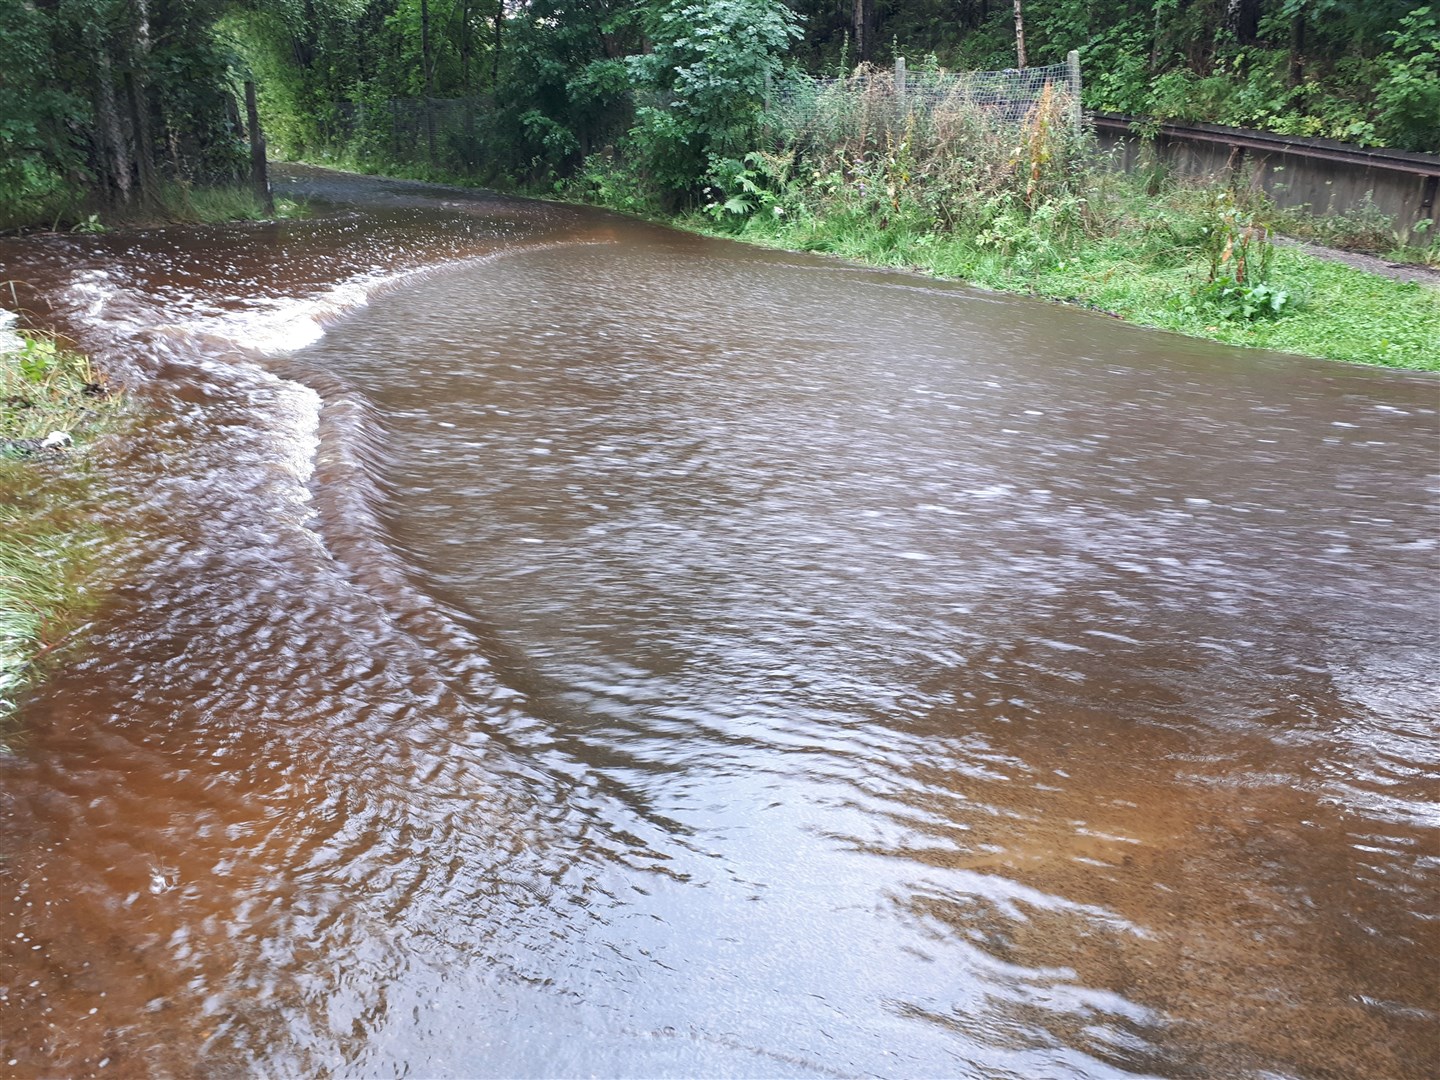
[1028,245,1438,369]
[1,331,121,441]
[697,204,1440,371]
[164,182,307,225]
[2,181,306,235]
[0,471,109,727]
[1,330,124,731]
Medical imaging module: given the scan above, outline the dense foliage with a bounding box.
[814,1,1439,151]
[628,0,801,197]
[2,0,1437,229]
[0,0,256,229]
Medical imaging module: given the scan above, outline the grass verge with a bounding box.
[4,181,306,236]
[1,325,124,731]
[157,182,307,226]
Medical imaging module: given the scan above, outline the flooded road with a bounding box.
[1,166,1436,1078]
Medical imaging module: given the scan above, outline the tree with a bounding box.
[852,0,874,63]
[1,0,250,228]
[627,0,801,197]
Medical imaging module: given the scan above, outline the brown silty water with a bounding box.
[0,166,1436,1078]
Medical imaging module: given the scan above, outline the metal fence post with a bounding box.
[1066,49,1082,133]
[894,56,906,123]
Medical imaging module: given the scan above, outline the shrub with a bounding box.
[627,0,802,199]
[1375,6,1440,151]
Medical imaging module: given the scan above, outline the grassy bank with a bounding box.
[1,327,123,727]
[2,181,305,236]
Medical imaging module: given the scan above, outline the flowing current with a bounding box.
[0,167,1436,1079]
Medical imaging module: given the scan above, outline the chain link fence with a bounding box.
[322,54,1082,177]
[768,55,1082,149]
[332,97,496,168]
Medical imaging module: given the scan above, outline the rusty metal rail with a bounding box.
[1087,113,1440,177]
[1088,112,1440,225]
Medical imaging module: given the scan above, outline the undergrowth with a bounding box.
[1,329,120,443]
[162,183,307,226]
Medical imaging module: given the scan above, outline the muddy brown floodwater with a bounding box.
[0,166,1436,1079]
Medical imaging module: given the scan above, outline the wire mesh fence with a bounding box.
[331,97,496,168]
[320,54,1082,178]
[767,55,1082,151]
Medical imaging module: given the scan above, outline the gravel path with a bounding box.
[1275,237,1440,288]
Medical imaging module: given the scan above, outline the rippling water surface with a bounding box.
[1,167,1436,1078]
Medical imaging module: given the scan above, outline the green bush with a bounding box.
[1375,6,1440,151]
[627,0,801,199]
[0,3,85,229]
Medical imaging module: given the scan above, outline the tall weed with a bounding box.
[731,64,1087,259]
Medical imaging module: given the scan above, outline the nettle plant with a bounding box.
[1192,190,1295,321]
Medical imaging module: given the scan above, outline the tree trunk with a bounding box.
[851,0,872,63]
[293,0,318,70]
[126,0,161,205]
[124,71,161,204]
[421,0,433,96]
[493,0,503,89]
[421,0,436,161]
[1150,0,1162,68]
[1288,12,1305,86]
[1225,0,1260,44]
[1013,0,1027,69]
[92,36,133,206]
[244,79,274,214]
[460,0,470,94]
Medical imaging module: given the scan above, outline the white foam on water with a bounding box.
[261,369,324,491]
[50,263,343,502]
[0,307,23,353]
[190,276,382,354]
[174,239,611,359]
[147,240,615,495]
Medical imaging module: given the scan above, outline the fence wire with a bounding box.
[768,59,1081,149]
[332,97,495,165]
[322,57,1082,172]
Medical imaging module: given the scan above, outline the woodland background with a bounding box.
[1,0,1437,226]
